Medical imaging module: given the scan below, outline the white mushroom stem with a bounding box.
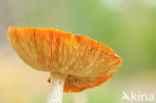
[47,74,65,103]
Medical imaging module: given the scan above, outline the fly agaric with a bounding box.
[8,26,122,103]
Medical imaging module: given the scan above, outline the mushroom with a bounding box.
[8,26,122,103]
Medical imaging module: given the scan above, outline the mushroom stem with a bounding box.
[47,73,65,103]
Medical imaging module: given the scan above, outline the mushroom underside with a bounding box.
[8,27,122,92]
[49,68,117,92]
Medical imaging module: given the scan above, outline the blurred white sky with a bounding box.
[144,0,156,8]
[99,0,156,11]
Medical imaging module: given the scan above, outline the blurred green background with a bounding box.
[0,0,156,103]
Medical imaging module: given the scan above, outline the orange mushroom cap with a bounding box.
[8,26,122,92]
